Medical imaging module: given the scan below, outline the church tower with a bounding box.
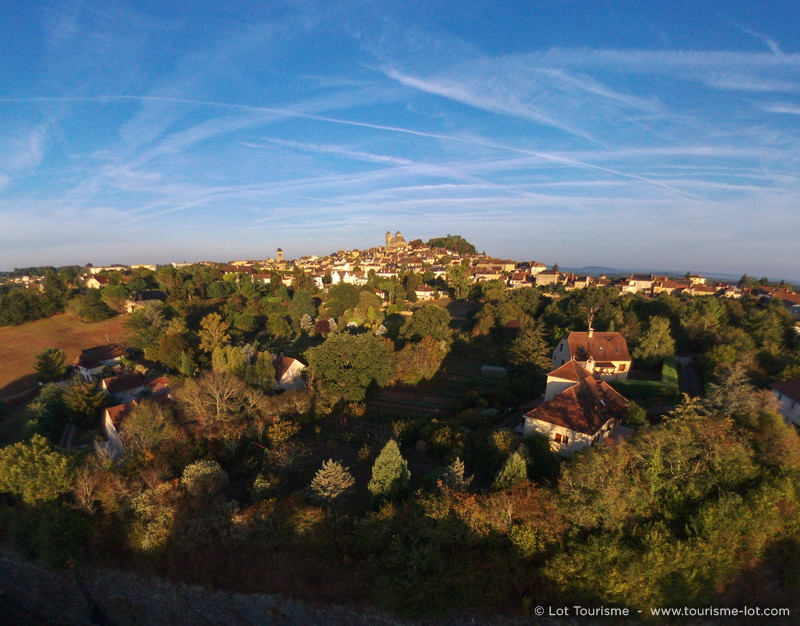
[276,248,284,263]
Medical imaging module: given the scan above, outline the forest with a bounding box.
[0,259,799,618]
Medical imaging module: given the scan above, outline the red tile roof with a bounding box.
[566,332,630,362]
[75,344,123,369]
[105,390,173,429]
[102,373,144,395]
[105,401,135,428]
[525,376,629,435]
[772,379,800,403]
[547,360,592,382]
[273,355,304,382]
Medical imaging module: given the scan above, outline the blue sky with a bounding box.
[1,1,799,280]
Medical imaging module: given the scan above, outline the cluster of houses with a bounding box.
[523,327,800,455]
[75,232,800,324]
[522,330,632,455]
[71,343,307,459]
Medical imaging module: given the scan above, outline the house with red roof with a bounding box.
[523,369,629,455]
[772,379,800,429]
[544,359,593,401]
[74,344,124,380]
[551,331,631,380]
[85,275,111,289]
[273,355,306,391]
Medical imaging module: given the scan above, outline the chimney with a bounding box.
[588,327,594,338]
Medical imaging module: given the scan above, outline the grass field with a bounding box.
[0,313,128,399]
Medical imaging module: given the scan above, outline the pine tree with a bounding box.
[63,379,106,428]
[308,459,355,508]
[368,439,410,501]
[34,348,69,383]
[442,456,473,491]
[493,450,528,490]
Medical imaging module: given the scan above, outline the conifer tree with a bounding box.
[442,456,473,491]
[308,459,355,508]
[34,348,68,383]
[493,450,528,490]
[368,439,410,501]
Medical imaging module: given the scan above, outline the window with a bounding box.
[554,433,562,443]
[563,435,569,445]
[619,363,626,372]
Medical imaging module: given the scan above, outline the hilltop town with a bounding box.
[0,231,799,621]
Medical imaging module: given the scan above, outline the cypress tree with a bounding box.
[368,439,410,501]
[493,450,528,490]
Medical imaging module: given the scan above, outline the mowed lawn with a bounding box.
[0,313,128,398]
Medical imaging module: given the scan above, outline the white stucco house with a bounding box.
[523,373,629,456]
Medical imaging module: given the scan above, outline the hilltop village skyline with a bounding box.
[5,230,792,287]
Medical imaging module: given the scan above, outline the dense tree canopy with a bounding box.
[305,332,395,401]
[400,305,452,342]
[426,234,477,255]
[0,435,74,504]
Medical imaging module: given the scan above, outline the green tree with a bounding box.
[212,345,248,376]
[394,336,449,384]
[125,304,167,351]
[147,332,194,371]
[198,312,231,353]
[325,283,360,318]
[368,439,410,501]
[633,316,675,367]
[441,457,473,491]
[63,379,106,428]
[566,286,615,330]
[446,264,471,300]
[243,352,277,393]
[679,297,725,344]
[34,348,69,383]
[427,234,477,254]
[507,326,551,372]
[41,271,69,316]
[493,450,528,490]
[288,290,317,323]
[179,351,196,377]
[400,305,452,342]
[308,459,356,508]
[181,460,229,500]
[77,290,115,322]
[0,434,74,503]
[23,383,67,440]
[100,284,130,314]
[305,332,395,401]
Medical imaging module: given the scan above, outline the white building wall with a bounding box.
[773,391,800,427]
[523,417,615,455]
[103,413,124,458]
[544,378,576,402]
